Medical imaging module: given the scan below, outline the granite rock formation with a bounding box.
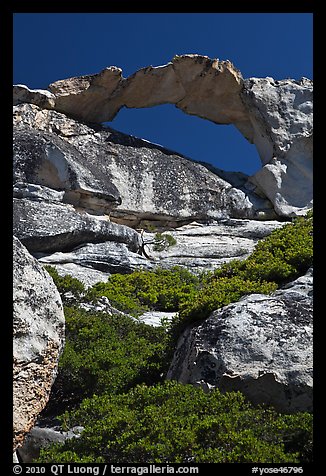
[13,198,141,253]
[13,54,313,217]
[32,219,285,285]
[13,237,65,452]
[167,268,313,413]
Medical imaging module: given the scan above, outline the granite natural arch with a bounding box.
[13,54,313,217]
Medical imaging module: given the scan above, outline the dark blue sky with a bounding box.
[13,13,313,175]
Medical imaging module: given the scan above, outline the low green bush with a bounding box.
[37,381,312,464]
[49,306,171,408]
[173,277,277,332]
[214,215,313,284]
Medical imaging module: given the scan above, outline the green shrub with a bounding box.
[37,381,312,464]
[85,266,200,314]
[173,277,277,332]
[50,306,171,407]
[214,215,313,284]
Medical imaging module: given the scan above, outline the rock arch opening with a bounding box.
[108,104,262,176]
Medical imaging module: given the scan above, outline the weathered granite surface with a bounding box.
[167,268,313,413]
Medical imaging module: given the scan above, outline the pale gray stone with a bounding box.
[242,77,313,216]
[13,125,122,212]
[17,422,84,463]
[143,219,285,273]
[138,311,177,327]
[37,241,152,275]
[13,182,65,202]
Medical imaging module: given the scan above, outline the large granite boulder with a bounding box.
[13,237,65,451]
[167,268,313,413]
[13,54,313,217]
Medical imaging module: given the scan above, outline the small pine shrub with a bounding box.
[153,232,177,251]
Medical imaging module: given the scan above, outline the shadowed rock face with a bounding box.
[13,237,65,451]
[167,268,313,413]
[13,54,313,217]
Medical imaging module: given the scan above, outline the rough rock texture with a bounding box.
[13,84,55,109]
[13,54,313,217]
[167,268,313,413]
[13,237,65,451]
[46,56,247,125]
[242,77,313,216]
[13,125,122,212]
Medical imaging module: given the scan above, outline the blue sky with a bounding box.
[13,13,313,175]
